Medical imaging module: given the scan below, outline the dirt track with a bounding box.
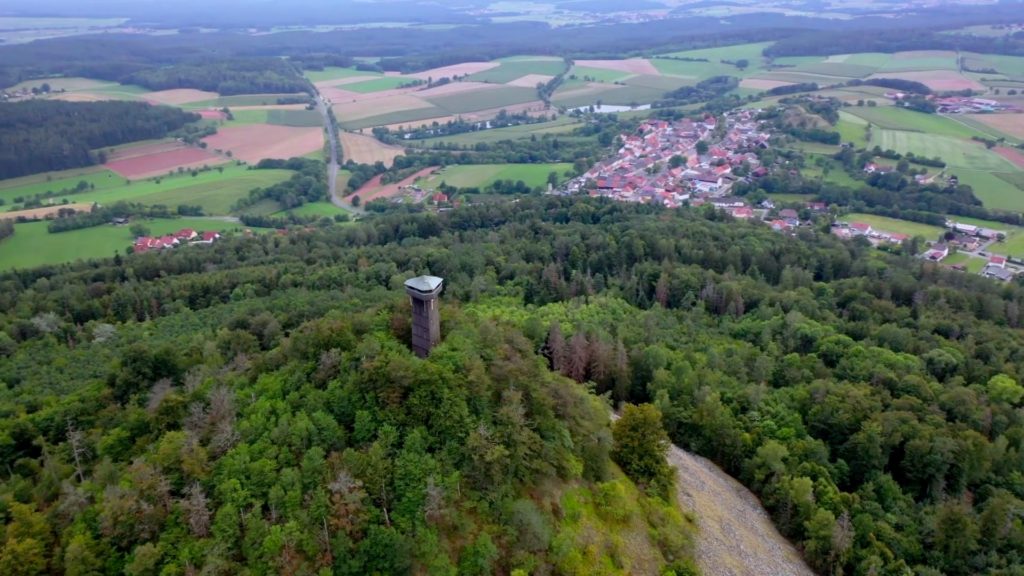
[667,445,816,576]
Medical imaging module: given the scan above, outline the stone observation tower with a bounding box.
[404,275,444,358]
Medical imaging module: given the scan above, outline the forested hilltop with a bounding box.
[1,198,1024,574]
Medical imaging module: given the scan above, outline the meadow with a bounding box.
[849,106,993,139]
[844,213,946,239]
[0,164,293,215]
[0,217,248,270]
[227,109,323,127]
[419,163,574,189]
[343,77,417,93]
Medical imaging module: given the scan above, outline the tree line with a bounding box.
[0,101,198,179]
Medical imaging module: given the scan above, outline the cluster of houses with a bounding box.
[832,217,1019,281]
[565,110,772,207]
[831,221,911,245]
[883,92,1017,113]
[132,228,221,253]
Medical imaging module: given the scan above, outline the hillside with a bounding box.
[3,198,1024,574]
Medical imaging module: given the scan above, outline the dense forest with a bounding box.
[0,101,199,179]
[2,198,1024,574]
[124,59,309,96]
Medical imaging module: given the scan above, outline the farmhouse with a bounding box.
[133,228,221,253]
[923,243,949,261]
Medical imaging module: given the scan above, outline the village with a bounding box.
[565,109,771,206]
[560,111,1023,283]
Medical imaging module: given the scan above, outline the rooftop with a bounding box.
[405,275,444,294]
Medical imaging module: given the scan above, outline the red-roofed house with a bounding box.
[731,207,754,219]
[989,255,1007,269]
[850,222,872,235]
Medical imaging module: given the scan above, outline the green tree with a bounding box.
[612,404,674,497]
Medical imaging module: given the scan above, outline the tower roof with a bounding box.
[404,275,443,295]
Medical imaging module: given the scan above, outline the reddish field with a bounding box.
[995,147,1024,169]
[344,166,438,204]
[197,109,228,120]
[202,125,324,164]
[104,147,224,179]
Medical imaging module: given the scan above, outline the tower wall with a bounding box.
[409,294,440,358]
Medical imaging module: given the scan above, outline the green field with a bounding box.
[623,74,693,91]
[467,60,567,84]
[419,163,574,190]
[570,66,632,82]
[879,52,959,72]
[337,105,448,130]
[837,111,870,148]
[956,170,1024,212]
[789,62,878,78]
[850,106,992,139]
[768,193,814,204]
[278,201,351,217]
[841,53,894,67]
[0,218,247,270]
[407,117,580,147]
[227,109,323,127]
[0,164,293,215]
[874,130,1014,172]
[649,59,737,80]
[0,168,114,202]
[186,94,309,108]
[304,66,381,83]
[425,86,538,114]
[343,77,417,93]
[844,213,945,239]
[659,42,773,72]
[747,71,852,86]
[942,252,987,273]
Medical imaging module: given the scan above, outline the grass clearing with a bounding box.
[650,59,735,80]
[0,218,246,270]
[277,201,351,218]
[420,163,574,189]
[845,213,945,239]
[790,62,878,78]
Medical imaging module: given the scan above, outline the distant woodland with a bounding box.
[124,59,310,96]
[0,101,198,179]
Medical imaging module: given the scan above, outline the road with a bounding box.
[313,90,344,208]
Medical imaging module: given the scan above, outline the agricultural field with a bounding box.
[848,106,993,139]
[203,126,324,164]
[467,58,567,84]
[0,217,248,270]
[424,86,539,114]
[406,117,581,148]
[343,77,418,93]
[844,213,946,239]
[418,163,574,190]
[836,111,870,147]
[569,66,632,83]
[275,201,350,218]
[227,108,323,127]
[967,113,1024,141]
[0,164,293,215]
[184,94,309,108]
[339,132,405,166]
